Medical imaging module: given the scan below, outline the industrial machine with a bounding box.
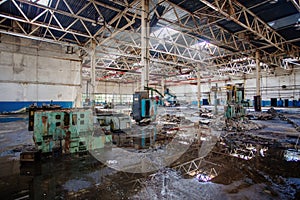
[225,83,248,119]
[164,88,178,106]
[144,86,179,107]
[144,86,164,106]
[132,91,157,123]
[96,113,132,133]
[21,106,112,161]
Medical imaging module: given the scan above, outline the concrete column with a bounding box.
[197,71,201,108]
[90,41,96,106]
[255,50,262,111]
[214,83,218,114]
[256,50,261,96]
[141,0,150,90]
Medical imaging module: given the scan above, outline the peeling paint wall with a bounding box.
[0,35,82,112]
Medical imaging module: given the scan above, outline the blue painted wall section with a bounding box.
[0,101,73,113]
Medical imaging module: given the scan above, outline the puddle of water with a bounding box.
[63,179,92,192]
[284,149,300,162]
[0,117,25,123]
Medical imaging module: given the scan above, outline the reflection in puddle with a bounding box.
[63,179,92,192]
[284,149,300,162]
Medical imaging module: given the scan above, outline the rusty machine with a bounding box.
[224,83,248,119]
[21,105,112,161]
[132,91,157,123]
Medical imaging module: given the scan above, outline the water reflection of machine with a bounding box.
[96,113,131,133]
[225,83,248,119]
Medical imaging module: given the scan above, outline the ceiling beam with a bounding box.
[290,0,300,12]
[199,0,300,56]
[161,0,298,70]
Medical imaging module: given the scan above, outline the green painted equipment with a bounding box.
[225,83,247,119]
[132,91,157,123]
[24,107,112,158]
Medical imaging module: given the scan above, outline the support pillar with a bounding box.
[256,51,261,97]
[197,71,201,108]
[254,50,261,111]
[141,0,150,90]
[90,41,96,107]
[214,83,218,114]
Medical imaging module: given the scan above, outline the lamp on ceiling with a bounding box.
[269,0,278,4]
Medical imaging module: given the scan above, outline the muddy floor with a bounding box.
[0,107,299,200]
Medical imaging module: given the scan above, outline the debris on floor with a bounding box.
[247,107,277,120]
[225,118,263,131]
[199,108,214,119]
[1,107,300,199]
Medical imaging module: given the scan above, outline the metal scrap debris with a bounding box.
[199,108,214,119]
[247,108,277,120]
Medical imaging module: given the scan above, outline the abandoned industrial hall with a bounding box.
[0,0,300,199]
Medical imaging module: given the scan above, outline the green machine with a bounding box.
[132,91,157,123]
[22,107,112,160]
[225,83,247,119]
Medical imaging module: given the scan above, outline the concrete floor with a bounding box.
[0,107,300,199]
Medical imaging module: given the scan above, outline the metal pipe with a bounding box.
[90,41,96,107]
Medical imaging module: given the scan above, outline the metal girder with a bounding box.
[160,0,298,73]
[82,24,219,78]
[290,0,300,12]
[162,1,249,55]
[0,0,140,46]
[85,0,140,46]
[94,45,193,75]
[199,0,300,56]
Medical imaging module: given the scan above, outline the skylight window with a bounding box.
[150,27,179,39]
[190,41,215,50]
[28,0,50,6]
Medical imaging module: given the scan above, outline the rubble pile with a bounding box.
[247,107,277,120]
[157,114,193,125]
[199,108,214,119]
[278,114,300,132]
[225,118,263,131]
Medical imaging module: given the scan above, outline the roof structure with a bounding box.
[0,0,299,82]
